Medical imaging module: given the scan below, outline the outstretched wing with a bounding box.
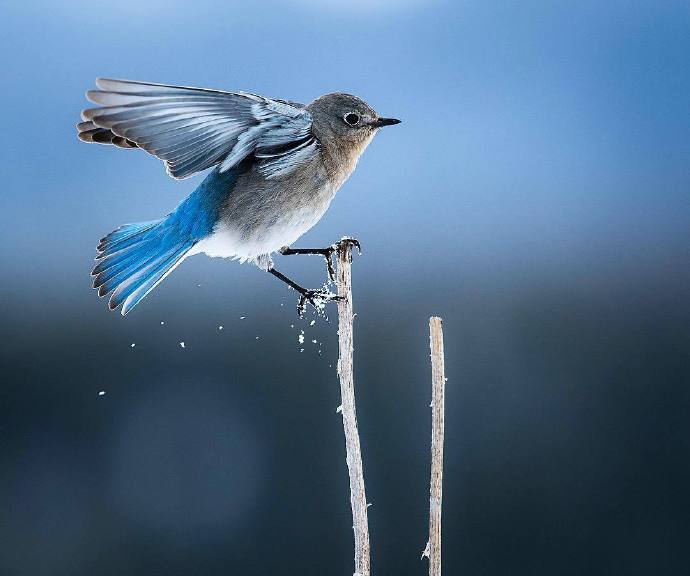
[78,78,319,180]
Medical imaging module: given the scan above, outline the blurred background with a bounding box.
[1,1,689,574]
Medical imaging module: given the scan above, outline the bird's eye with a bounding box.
[344,113,360,126]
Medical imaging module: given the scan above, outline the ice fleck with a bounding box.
[255,336,260,340]
[98,390,106,396]
[179,341,185,348]
[312,339,317,344]
[218,326,223,330]
[310,320,315,326]
[130,343,136,348]
[421,541,430,560]
[160,321,165,325]
[300,348,304,353]
[336,404,343,413]
[298,330,305,344]
[240,316,245,320]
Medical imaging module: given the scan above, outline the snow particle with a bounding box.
[421,541,430,559]
[98,390,106,396]
[179,341,185,349]
[130,343,136,348]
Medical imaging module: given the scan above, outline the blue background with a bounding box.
[1,1,689,574]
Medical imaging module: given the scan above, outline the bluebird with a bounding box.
[78,79,400,316]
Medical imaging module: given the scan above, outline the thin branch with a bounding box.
[425,316,446,576]
[336,239,370,576]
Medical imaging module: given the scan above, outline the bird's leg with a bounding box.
[280,246,337,283]
[279,238,361,283]
[268,266,342,317]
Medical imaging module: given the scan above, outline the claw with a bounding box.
[324,248,337,283]
[335,237,362,254]
[333,238,361,264]
[273,238,360,316]
[297,289,343,318]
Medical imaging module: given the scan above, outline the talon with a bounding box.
[336,237,362,255]
[324,249,337,283]
[296,288,342,317]
[269,267,341,317]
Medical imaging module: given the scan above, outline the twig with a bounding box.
[335,239,370,576]
[425,316,445,576]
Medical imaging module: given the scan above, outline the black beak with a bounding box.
[374,117,401,127]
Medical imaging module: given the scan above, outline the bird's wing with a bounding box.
[78,78,319,180]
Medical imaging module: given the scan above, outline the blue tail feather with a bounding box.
[94,249,160,295]
[93,234,161,278]
[97,220,160,252]
[93,217,195,315]
[92,165,246,315]
[108,243,191,314]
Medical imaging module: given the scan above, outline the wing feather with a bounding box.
[78,78,318,180]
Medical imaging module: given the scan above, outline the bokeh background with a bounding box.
[1,1,689,574]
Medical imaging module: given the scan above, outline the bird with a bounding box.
[77,78,400,316]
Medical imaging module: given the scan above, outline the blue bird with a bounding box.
[78,78,400,315]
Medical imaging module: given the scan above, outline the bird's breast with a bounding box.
[197,159,342,260]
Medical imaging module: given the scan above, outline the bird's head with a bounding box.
[308,92,400,153]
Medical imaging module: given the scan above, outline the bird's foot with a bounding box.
[297,287,343,318]
[268,267,343,317]
[333,237,361,264]
[280,238,361,283]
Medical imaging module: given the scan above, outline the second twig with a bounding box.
[425,316,446,576]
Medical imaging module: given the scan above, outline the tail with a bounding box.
[92,217,195,315]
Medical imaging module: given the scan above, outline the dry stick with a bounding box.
[425,316,446,576]
[336,240,371,576]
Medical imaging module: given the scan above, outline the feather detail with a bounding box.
[92,164,245,314]
[77,78,316,180]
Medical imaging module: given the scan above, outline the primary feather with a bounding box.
[80,78,318,180]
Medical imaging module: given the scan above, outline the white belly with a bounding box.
[191,198,333,263]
